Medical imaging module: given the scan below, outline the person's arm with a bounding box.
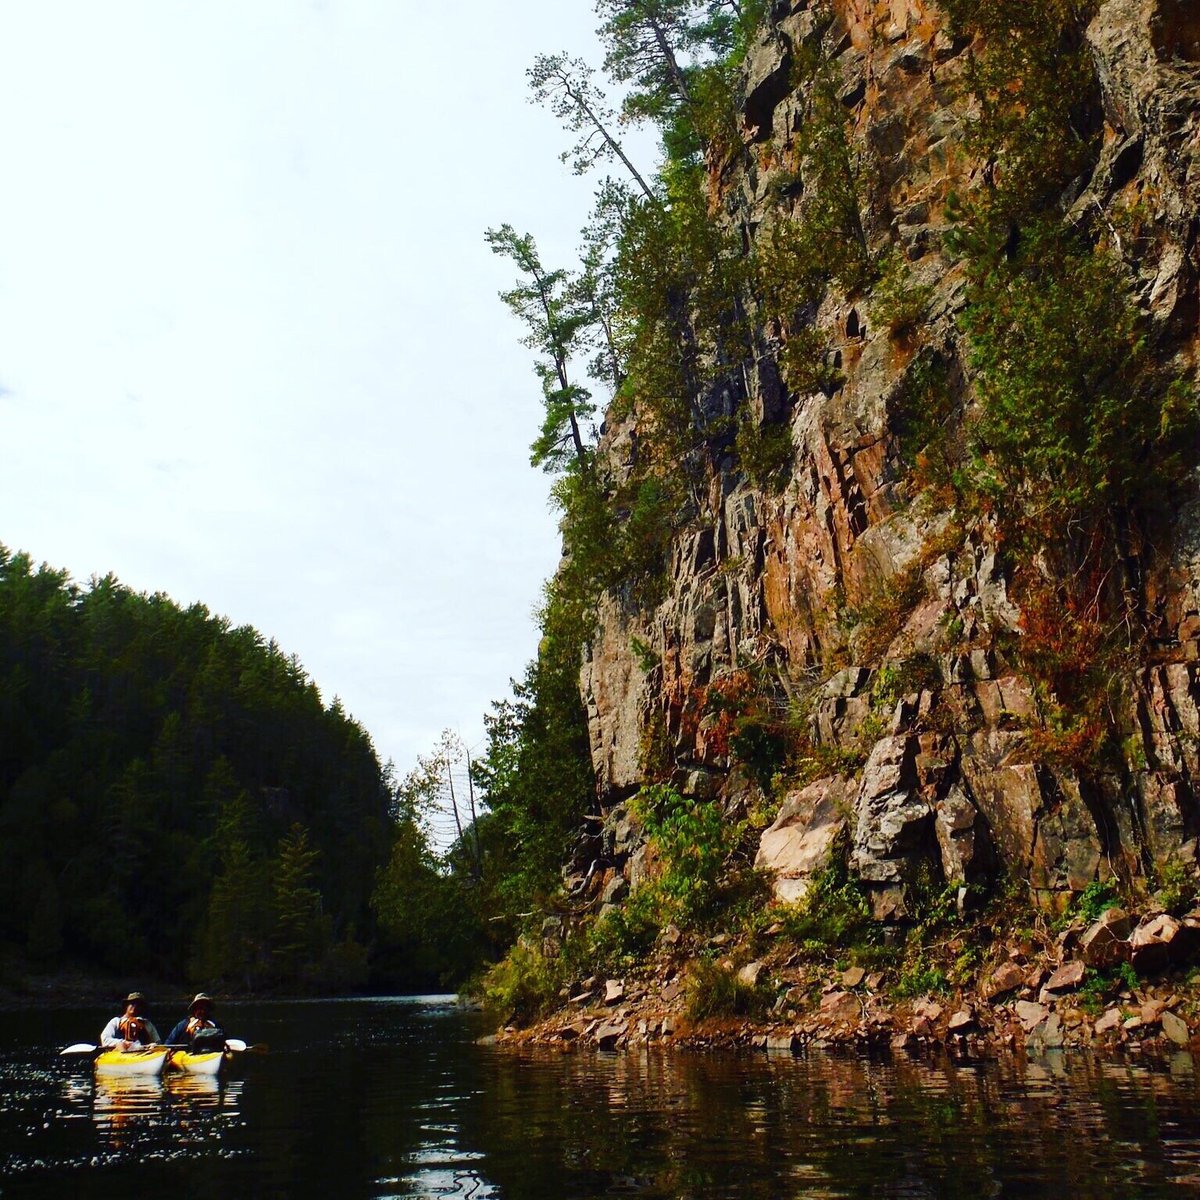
[165,1020,187,1045]
[99,1017,122,1048]
[144,1020,162,1045]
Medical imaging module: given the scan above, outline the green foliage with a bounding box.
[940,0,1198,554]
[872,655,942,710]
[908,865,962,928]
[1115,958,1139,992]
[587,888,663,971]
[887,866,966,996]
[630,636,660,672]
[480,938,565,1026]
[1154,858,1199,918]
[872,252,933,339]
[371,817,487,990]
[779,848,877,959]
[0,547,393,988]
[959,218,1196,532]
[632,784,737,926]
[1078,959,1140,1016]
[528,54,656,200]
[699,668,801,790]
[744,39,875,396]
[194,832,269,986]
[888,351,960,486]
[1077,967,1109,1016]
[735,406,794,491]
[949,943,981,987]
[893,957,950,999]
[557,782,767,976]
[1050,878,1119,932]
[752,235,841,398]
[612,182,750,469]
[470,595,597,931]
[476,0,1200,1006]
[595,0,751,158]
[486,223,598,475]
[270,824,330,984]
[788,48,873,294]
[683,956,770,1021]
[844,558,928,664]
[1077,880,1119,922]
[939,0,1099,224]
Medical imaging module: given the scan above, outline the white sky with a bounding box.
[0,1,656,840]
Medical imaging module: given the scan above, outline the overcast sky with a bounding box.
[0,1,656,840]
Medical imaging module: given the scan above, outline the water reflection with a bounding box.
[3,1000,1200,1198]
[466,1044,1200,1199]
[90,1076,164,1147]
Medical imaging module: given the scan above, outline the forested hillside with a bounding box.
[0,546,436,990]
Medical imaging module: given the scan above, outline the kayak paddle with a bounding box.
[61,1039,266,1055]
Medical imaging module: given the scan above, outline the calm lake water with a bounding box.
[2,996,1199,1198]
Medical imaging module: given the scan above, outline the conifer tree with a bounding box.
[270,823,329,982]
[528,53,657,202]
[595,0,737,150]
[486,225,598,475]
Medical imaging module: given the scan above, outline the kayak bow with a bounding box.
[94,1047,169,1076]
[167,1049,226,1075]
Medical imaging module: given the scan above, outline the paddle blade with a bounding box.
[61,1043,98,1055]
[224,1039,268,1054]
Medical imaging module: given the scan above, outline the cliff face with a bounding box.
[576,0,1200,919]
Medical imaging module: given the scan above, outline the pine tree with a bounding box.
[270,823,329,984]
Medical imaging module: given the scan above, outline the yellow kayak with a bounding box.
[166,1049,226,1076]
[94,1047,169,1076]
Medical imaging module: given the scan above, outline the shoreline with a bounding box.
[0,963,428,1012]
[488,909,1200,1064]
[492,975,1200,1063]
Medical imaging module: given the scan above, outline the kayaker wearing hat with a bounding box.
[165,993,225,1050]
[99,992,162,1050]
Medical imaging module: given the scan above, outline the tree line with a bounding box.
[0,545,457,992]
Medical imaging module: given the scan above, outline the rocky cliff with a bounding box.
[571,0,1200,923]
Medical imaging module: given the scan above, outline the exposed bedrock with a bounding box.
[574,0,1200,919]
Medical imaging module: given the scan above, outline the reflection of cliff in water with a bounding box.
[7,1001,1200,1198]
[464,1047,1200,1199]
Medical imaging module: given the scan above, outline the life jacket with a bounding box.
[118,1014,152,1044]
[186,1016,225,1052]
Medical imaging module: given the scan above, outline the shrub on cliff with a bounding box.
[480,939,565,1027]
[960,217,1196,535]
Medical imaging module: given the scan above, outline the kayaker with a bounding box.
[99,992,162,1050]
[165,993,225,1050]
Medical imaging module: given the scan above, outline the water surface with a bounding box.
[2,997,1199,1198]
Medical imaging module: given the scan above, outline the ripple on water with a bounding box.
[378,1167,499,1199]
[3,1002,1200,1199]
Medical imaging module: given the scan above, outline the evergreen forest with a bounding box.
[0,547,475,993]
